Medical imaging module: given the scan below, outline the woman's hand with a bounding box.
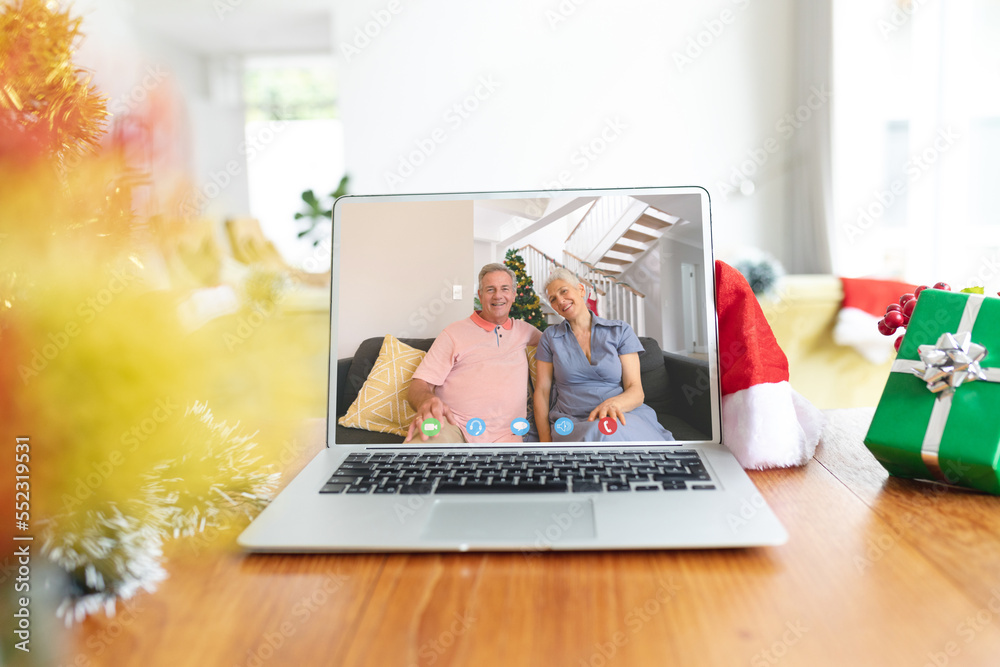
[587,353,645,427]
[588,398,628,426]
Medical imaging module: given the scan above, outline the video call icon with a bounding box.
[421,418,442,437]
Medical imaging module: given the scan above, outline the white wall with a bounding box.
[335,199,475,356]
[660,237,706,354]
[187,70,253,223]
[473,239,495,279]
[337,0,796,267]
[516,217,573,267]
[623,247,664,345]
[75,0,798,270]
[76,1,253,224]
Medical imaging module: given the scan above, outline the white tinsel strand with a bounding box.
[40,503,167,626]
[40,400,281,624]
[141,401,280,539]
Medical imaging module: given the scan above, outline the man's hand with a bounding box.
[404,396,457,443]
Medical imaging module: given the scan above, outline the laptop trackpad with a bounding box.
[422,498,596,545]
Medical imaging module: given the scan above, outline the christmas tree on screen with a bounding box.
[504,248,547,330]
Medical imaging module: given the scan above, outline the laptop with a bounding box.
[238,186,788,552]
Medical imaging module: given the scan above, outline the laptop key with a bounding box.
[436,481,495,493]
[320,483,349,493]
[336,465,374,474]
[654,472,698,482]
[512,481,568,492]
[435,480,569,493]
[605,483,631,492]
[346,485,373,494]
[326,475,359,484]
[572,481,603,493]
[666,451,700,459]
[399,483,434,494]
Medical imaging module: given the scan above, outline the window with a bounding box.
[832,0,1000,289]
[244,58,338,121]
[243,55,343,272]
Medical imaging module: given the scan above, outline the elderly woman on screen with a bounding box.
[533,268,674,442]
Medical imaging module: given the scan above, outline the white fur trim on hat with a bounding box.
[721,381,826,470]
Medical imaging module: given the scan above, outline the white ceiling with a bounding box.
[473,196,581,243]
[124,0,334,54]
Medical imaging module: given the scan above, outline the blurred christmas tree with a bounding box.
[504,248,547,330]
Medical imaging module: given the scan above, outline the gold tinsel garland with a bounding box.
[0,0,108,164]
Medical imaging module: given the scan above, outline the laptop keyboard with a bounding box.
[319,449,715,495]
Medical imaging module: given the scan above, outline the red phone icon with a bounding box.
[599,417,618,435]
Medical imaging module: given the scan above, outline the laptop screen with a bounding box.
[329,187,720,447]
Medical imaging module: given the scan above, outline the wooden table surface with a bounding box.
[61,409,1000,667]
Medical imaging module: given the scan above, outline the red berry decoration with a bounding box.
[879,281,953,339]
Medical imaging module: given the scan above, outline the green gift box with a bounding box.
[865,289,1000,494]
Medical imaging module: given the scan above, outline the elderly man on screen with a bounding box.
[404,263,542,443]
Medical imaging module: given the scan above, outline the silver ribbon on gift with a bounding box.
[890,294,1000,482]
[912,332,989,393]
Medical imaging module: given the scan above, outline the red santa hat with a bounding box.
[715,260,825,469]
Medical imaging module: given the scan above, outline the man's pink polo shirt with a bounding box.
[412,311,542,443]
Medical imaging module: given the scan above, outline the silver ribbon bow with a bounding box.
[912,332,988,395]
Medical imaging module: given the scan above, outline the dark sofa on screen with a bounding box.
[334,336,712,445]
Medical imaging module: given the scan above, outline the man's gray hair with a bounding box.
[543,267,582,293]
[478,263,516,290]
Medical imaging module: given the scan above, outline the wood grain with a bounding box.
[339,461,1000,667]
[61,411,1000,667]
[815,408,1000,609]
